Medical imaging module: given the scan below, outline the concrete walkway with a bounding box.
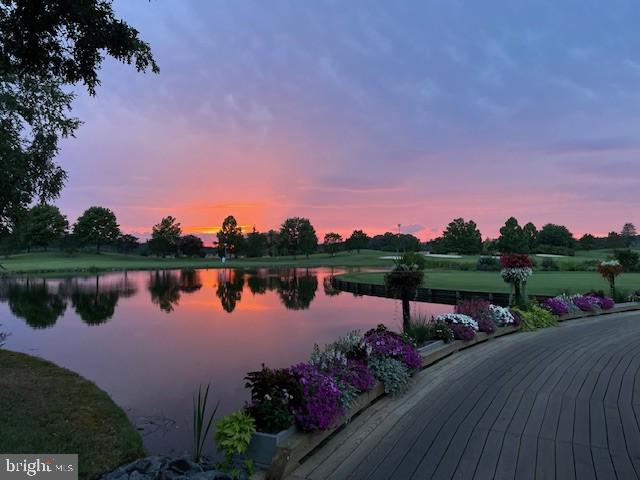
[291,312,640,479]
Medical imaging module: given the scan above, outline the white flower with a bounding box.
[488,305,514,325]
[435,313,479,331]
[501,267,533,282]
[600,260,621,267]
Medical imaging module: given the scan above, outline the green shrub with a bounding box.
[215,410,256,478]
[404,314,454,345]
[535,245,575,256]
[540,258,559,271]
[476,256,501,271]
[368,357,411,395]
[614,249,640,272]
[513,304,557,331]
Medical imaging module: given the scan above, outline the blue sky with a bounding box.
[57,0,640,239]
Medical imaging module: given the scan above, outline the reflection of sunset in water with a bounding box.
[0,268,452,456]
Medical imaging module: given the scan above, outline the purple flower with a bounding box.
[543,297,570,316]
[455,299,496,333]
[363,326,421,371]
[449,323,475,341]
[509,309,522,327]
[572,295,601,312]
[598,296,615,310]
[290,362,343,431]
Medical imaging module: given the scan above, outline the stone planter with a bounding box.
[246,425,296,468]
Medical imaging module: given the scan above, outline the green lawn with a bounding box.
[0,350,144,479]
[337,270,640,296]
[0,250,396,274]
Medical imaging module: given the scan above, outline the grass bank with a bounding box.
[337,270,640,296]
[0,350,144,479]
[0,250,394,274]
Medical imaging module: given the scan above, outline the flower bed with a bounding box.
[245,326,420,441]
[541,293,615,317]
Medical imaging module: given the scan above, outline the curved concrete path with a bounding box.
[291,312,640,480]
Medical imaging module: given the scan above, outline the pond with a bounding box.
[0,267,453,456]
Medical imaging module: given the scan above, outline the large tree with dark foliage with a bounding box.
[0,0,158,231]
[497,217,528,253]
[345,229,370,253]
[279,217,318,258]
[439,218,483,254]
[537,224,575,249]
[16,203,68,251]
[73,206,120,253]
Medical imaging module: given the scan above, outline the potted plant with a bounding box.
[597,260,623,298]
[384,253,425,329]
[500,253,533,306]
[244,366,300,467]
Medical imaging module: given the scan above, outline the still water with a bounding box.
[0,268,452,455]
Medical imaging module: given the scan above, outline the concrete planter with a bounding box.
[247,426,296,468]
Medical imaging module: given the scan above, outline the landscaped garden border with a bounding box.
[256,302,640,480]
[255,325,520,479]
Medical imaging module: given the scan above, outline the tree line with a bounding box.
[429,217,638,256]
[1,205,637,259]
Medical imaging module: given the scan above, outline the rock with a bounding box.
[102,456,224,480]
[168,458,203,475]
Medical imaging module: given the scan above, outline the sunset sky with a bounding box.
[56,0,640,242]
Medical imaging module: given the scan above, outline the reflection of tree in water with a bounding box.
[323,276,342,297]
[71,276,120,326]
[7,278,66,329]
[148,271,182,313]
[277,270,318,310]
[216,270,245,313]
[117,271,139,298]
[247,274,268,295]
[147,270,204,313]
[178,269,202,293]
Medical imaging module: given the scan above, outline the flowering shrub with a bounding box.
[244,366,303,433]
[572,295,601,312]
[598,260,624,296]
[364,325,422,371]
[368,357,411,395]
[435,313,479,331]
[542,297,570,316]
[290,362,343,431]
[500,253,534,269]
[435,313,478,341]
[448,323,476,341]
[311,355,376,410]
[597,296,615,310]
[488,305,516,326]
[584,291,615,310]
[500,267,533,283]
[455,299,496,333]
[597,260,623,278]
